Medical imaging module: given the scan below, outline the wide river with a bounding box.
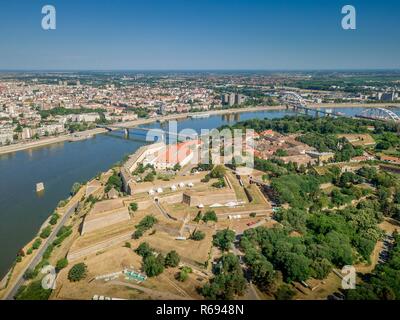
[0,107,393,278]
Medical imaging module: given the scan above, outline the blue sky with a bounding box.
[0,0,399,70]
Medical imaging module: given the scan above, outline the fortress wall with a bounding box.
[67,232,132,261]
[129,175,206,195]
[184,190,237,207]
[81,208,130,235]
[158,193,183,205]
[136,199,154,210]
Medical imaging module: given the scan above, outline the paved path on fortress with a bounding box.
[3,199,80,300]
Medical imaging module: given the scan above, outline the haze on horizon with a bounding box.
[0,0,399,71]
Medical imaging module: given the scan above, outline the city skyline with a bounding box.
[0,0,399,70]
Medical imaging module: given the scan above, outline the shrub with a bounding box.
[32,238,42,250]
[165,251,180,268]
[57,226,71,237]
[42,244,54,260]
[176,270,189,282]
[15,280,52,300]
[210,165,226,179]
[191,230,205,241]
[202,211,218,223]
[177,266,193,281]
[40,226,52,239]
[181,266,192,274]
[130,202,138,212]
[56,258,68,271]
[144,173,155,182]
[49,213,60,225]
[134,216,158,239]
[53,226,73,246]
[212,178,226,189]
[68,263,87,282]
[135,242,153,258]
[133,229,143,239]
[275,284,296,300]
[106,174,122,191]
[143,255,164,277]
[23,268,37,280]
[124,242,131,248]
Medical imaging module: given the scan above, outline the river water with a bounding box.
[0,107,392,278]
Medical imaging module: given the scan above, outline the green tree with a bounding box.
[212,178,226,189]
[165,250,180,268]
[23,268,37,280]
[143,255,164,277]
[201,254,246,300]
[202,210,218,223]
[56,258,68,271]
[124,242,132,248]
[49,213,60,225]
[176,270,189,282]
[32,238,42,250]
[68,263,87,282]
[213,229,236,251]
[173,163,182,171]
[39,226,52,239]
[144,172,155,182]
[310,258,332,280]
[135,242,153,258]
[376,141,391,150]
[275,284,296,300]
[130,202,138,212]
[210,165,226,179]
[249,256,275,292]
[15,280,52,300]
[106,174,122,191]
[191,230,205,241]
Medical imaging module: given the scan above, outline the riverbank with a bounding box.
[0,128,107,156]
[0,187,84,300]
[0,107,270,156]
[1,104,399,156]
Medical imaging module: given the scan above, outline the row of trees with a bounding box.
[346,233,400,300]
[133,215,158,239]
[237,163,393,295]
[201,254,247,300]
[227,115,398,136]
[135,242,180,277]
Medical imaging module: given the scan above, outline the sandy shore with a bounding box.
[1,103,399,156]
